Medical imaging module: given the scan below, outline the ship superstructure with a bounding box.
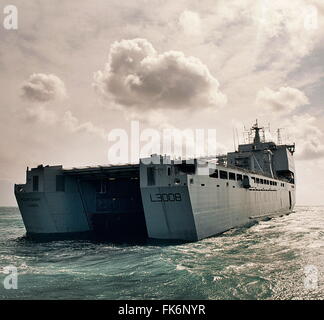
[15,122,296,241]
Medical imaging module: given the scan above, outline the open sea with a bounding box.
[0,206,323,300]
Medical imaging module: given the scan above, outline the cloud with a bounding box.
[253,1,320,61]
[94,38,227,110]
[21,73,67,103]
[256,87,309,113]
[24,105,58,125]
[299,135,324,160]
[19,73,106,139]
[178,10,202,36]
[21,107,106,140]
[283,114,324,160]
[63,111,106,140]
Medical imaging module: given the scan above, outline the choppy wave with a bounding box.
[0,206,323,300]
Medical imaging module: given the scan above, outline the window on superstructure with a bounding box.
[237,174,243,181]
[256,178,260,183]
[229,172,236,180]
[56,175,65,192]
[175,162,196,174]
[147,167,155,186]
[209,169,218,178]
[32,176,39,192]
[96,180,107,194]
[220,170,228,179]
[260,179,264,184]
[167,167,171,176]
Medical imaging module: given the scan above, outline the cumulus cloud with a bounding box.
[19,73,106,139]
[178,10,202,36]
[283,114,324,160]
[21,73,67,103]
[255,86,324,160]
[253,1,320,61]
[22,107,106,139]
[256,87,309,113]
[63,111,106,140]
[24,105,58,125]
[94,38,227,110]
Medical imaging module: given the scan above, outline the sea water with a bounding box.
[0,206,323,299]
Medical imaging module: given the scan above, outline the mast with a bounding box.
[251,119,262,144]
[277,128,282,145]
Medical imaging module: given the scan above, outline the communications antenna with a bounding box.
[277,128,284,145]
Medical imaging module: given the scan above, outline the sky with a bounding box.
[0,0,324,205]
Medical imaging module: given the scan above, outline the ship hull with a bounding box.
[189,175,294,240]
[14,164,148,241]
[15,190,91,238]
[139,156,295,242]
[14,157,296,242]
[140,177,295,242]
[15,189,147,241]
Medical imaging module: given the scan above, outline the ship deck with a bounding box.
[63,164,139,178]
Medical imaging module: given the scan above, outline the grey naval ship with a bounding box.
[15,122,296,242]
